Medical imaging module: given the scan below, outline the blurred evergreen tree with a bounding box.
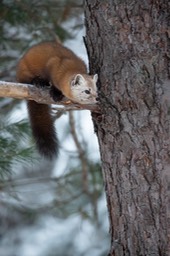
[0,1,107,256]
[0,0,84,81]
[0,0,85,174]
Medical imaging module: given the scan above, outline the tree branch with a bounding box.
[68,111,89,192]
[0,81,100,112]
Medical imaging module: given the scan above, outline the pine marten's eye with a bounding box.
[85,90,90,94]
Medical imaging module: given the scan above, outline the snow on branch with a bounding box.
[0,81,100,112]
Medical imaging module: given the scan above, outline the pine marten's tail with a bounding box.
[27,101,59,159]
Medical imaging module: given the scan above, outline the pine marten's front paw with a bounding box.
[50,86,64,102]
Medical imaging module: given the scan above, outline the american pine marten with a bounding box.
[16,41,98,159]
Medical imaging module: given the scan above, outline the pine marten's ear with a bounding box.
[71,74,85,87]
[93,74,98,83]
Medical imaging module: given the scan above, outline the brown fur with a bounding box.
[16,41,87,98]
[16,41,95,159]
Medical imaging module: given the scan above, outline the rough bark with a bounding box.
[84,0,169,255]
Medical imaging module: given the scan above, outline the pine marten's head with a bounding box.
[70,74,98,104]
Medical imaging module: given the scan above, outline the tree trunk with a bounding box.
[84,1,169,255]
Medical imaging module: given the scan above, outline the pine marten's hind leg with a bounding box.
[49,85,64,102]
[31,77,64,102]
[31,77,51,88]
